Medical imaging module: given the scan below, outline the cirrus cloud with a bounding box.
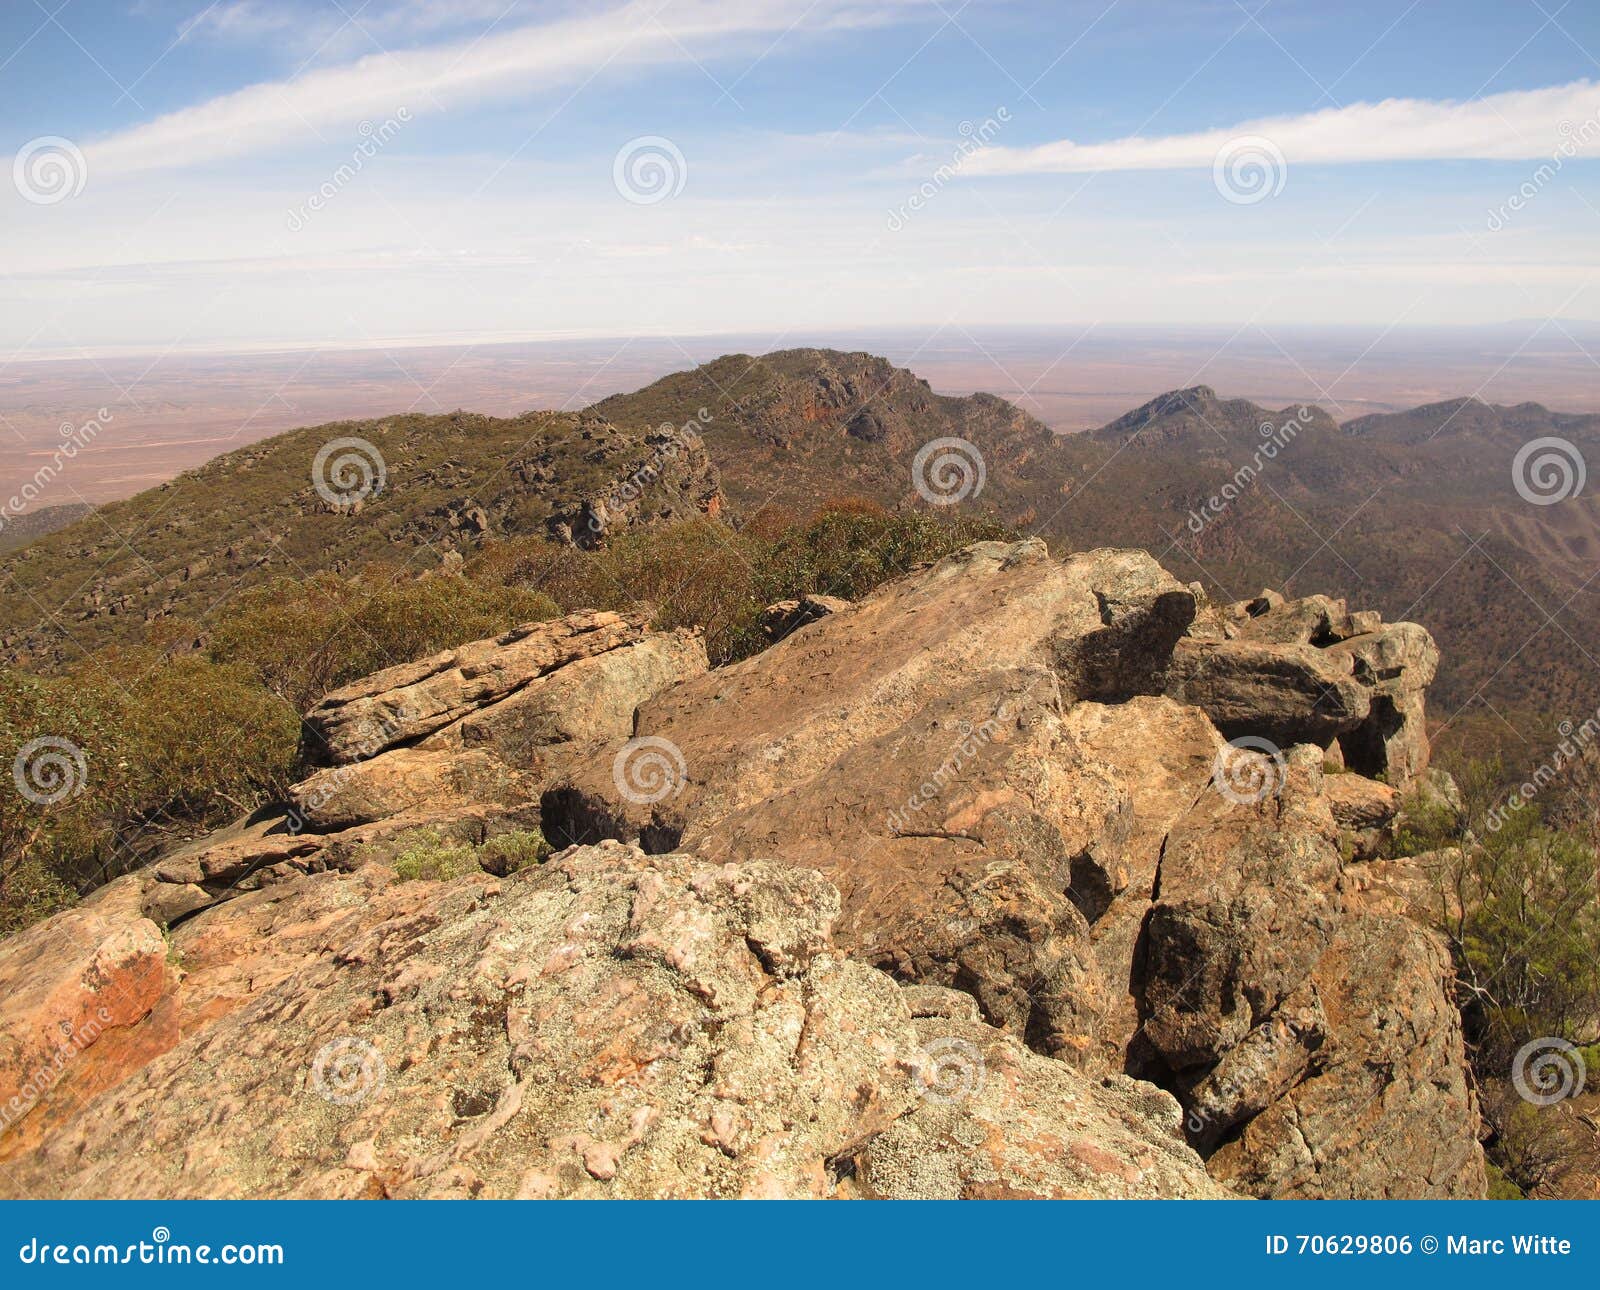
[39,0,933,179]
[963,79,1600,175]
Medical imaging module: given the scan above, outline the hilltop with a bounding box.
[591,348,1059,517]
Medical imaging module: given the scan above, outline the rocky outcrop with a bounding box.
[303,610,658,764]
[528,542,1481,1198]
[545,540,1194,1063]
[1170,589,1439,789]
[2,844,1228,1200]
[542,422,724,550]
[0,540,1482,1200]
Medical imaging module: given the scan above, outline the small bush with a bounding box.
[1,653,301,930]
[1484,1162,1526,1200]
[389,831,481,883]
[479,829,550,875]
[382,827,550,882]
[752,503,1014,609]
[471,506,1017,665]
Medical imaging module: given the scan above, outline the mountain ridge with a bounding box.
[4,347,1598,765]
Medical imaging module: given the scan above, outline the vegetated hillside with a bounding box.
[590,348,1061,519]
[0,411,721,666]
[0,503,93,555]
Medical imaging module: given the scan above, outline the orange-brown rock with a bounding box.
[1,844,1229,1200]
[1,539,1482,1201]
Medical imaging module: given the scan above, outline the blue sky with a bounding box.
[3,0,1600,353]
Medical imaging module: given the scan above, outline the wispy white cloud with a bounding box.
[70,0,930,177]
[178,0,529,59]
[964,79,1600,175]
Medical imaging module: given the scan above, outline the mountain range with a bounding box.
[3,347,1597,766]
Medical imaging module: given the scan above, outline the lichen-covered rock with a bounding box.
[1204,915,1483,1199]
[853,1018,1234,1200]
[2,845,1227,1200]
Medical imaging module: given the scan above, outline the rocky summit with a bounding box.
[0,540,1484,1200]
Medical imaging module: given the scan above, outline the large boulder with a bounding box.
[543,540,1195,1059]
[1,844,1228,1200]
[1203,914,1483,1198]
[1164,637,1370,747]
[1173,590,1439,789]
[0,880,174,1160]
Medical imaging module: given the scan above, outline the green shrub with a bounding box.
[382,827,549,883]
[1,652,303,931]
[210,567,559,712]
[752,502,1013,609]
[471,519,765,664]
[389,831,481,883]
[479,829,550,875]
[1484,1162,1526,1200]
[470,505,1016,665]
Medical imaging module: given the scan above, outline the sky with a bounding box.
[3,0,1600,355]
